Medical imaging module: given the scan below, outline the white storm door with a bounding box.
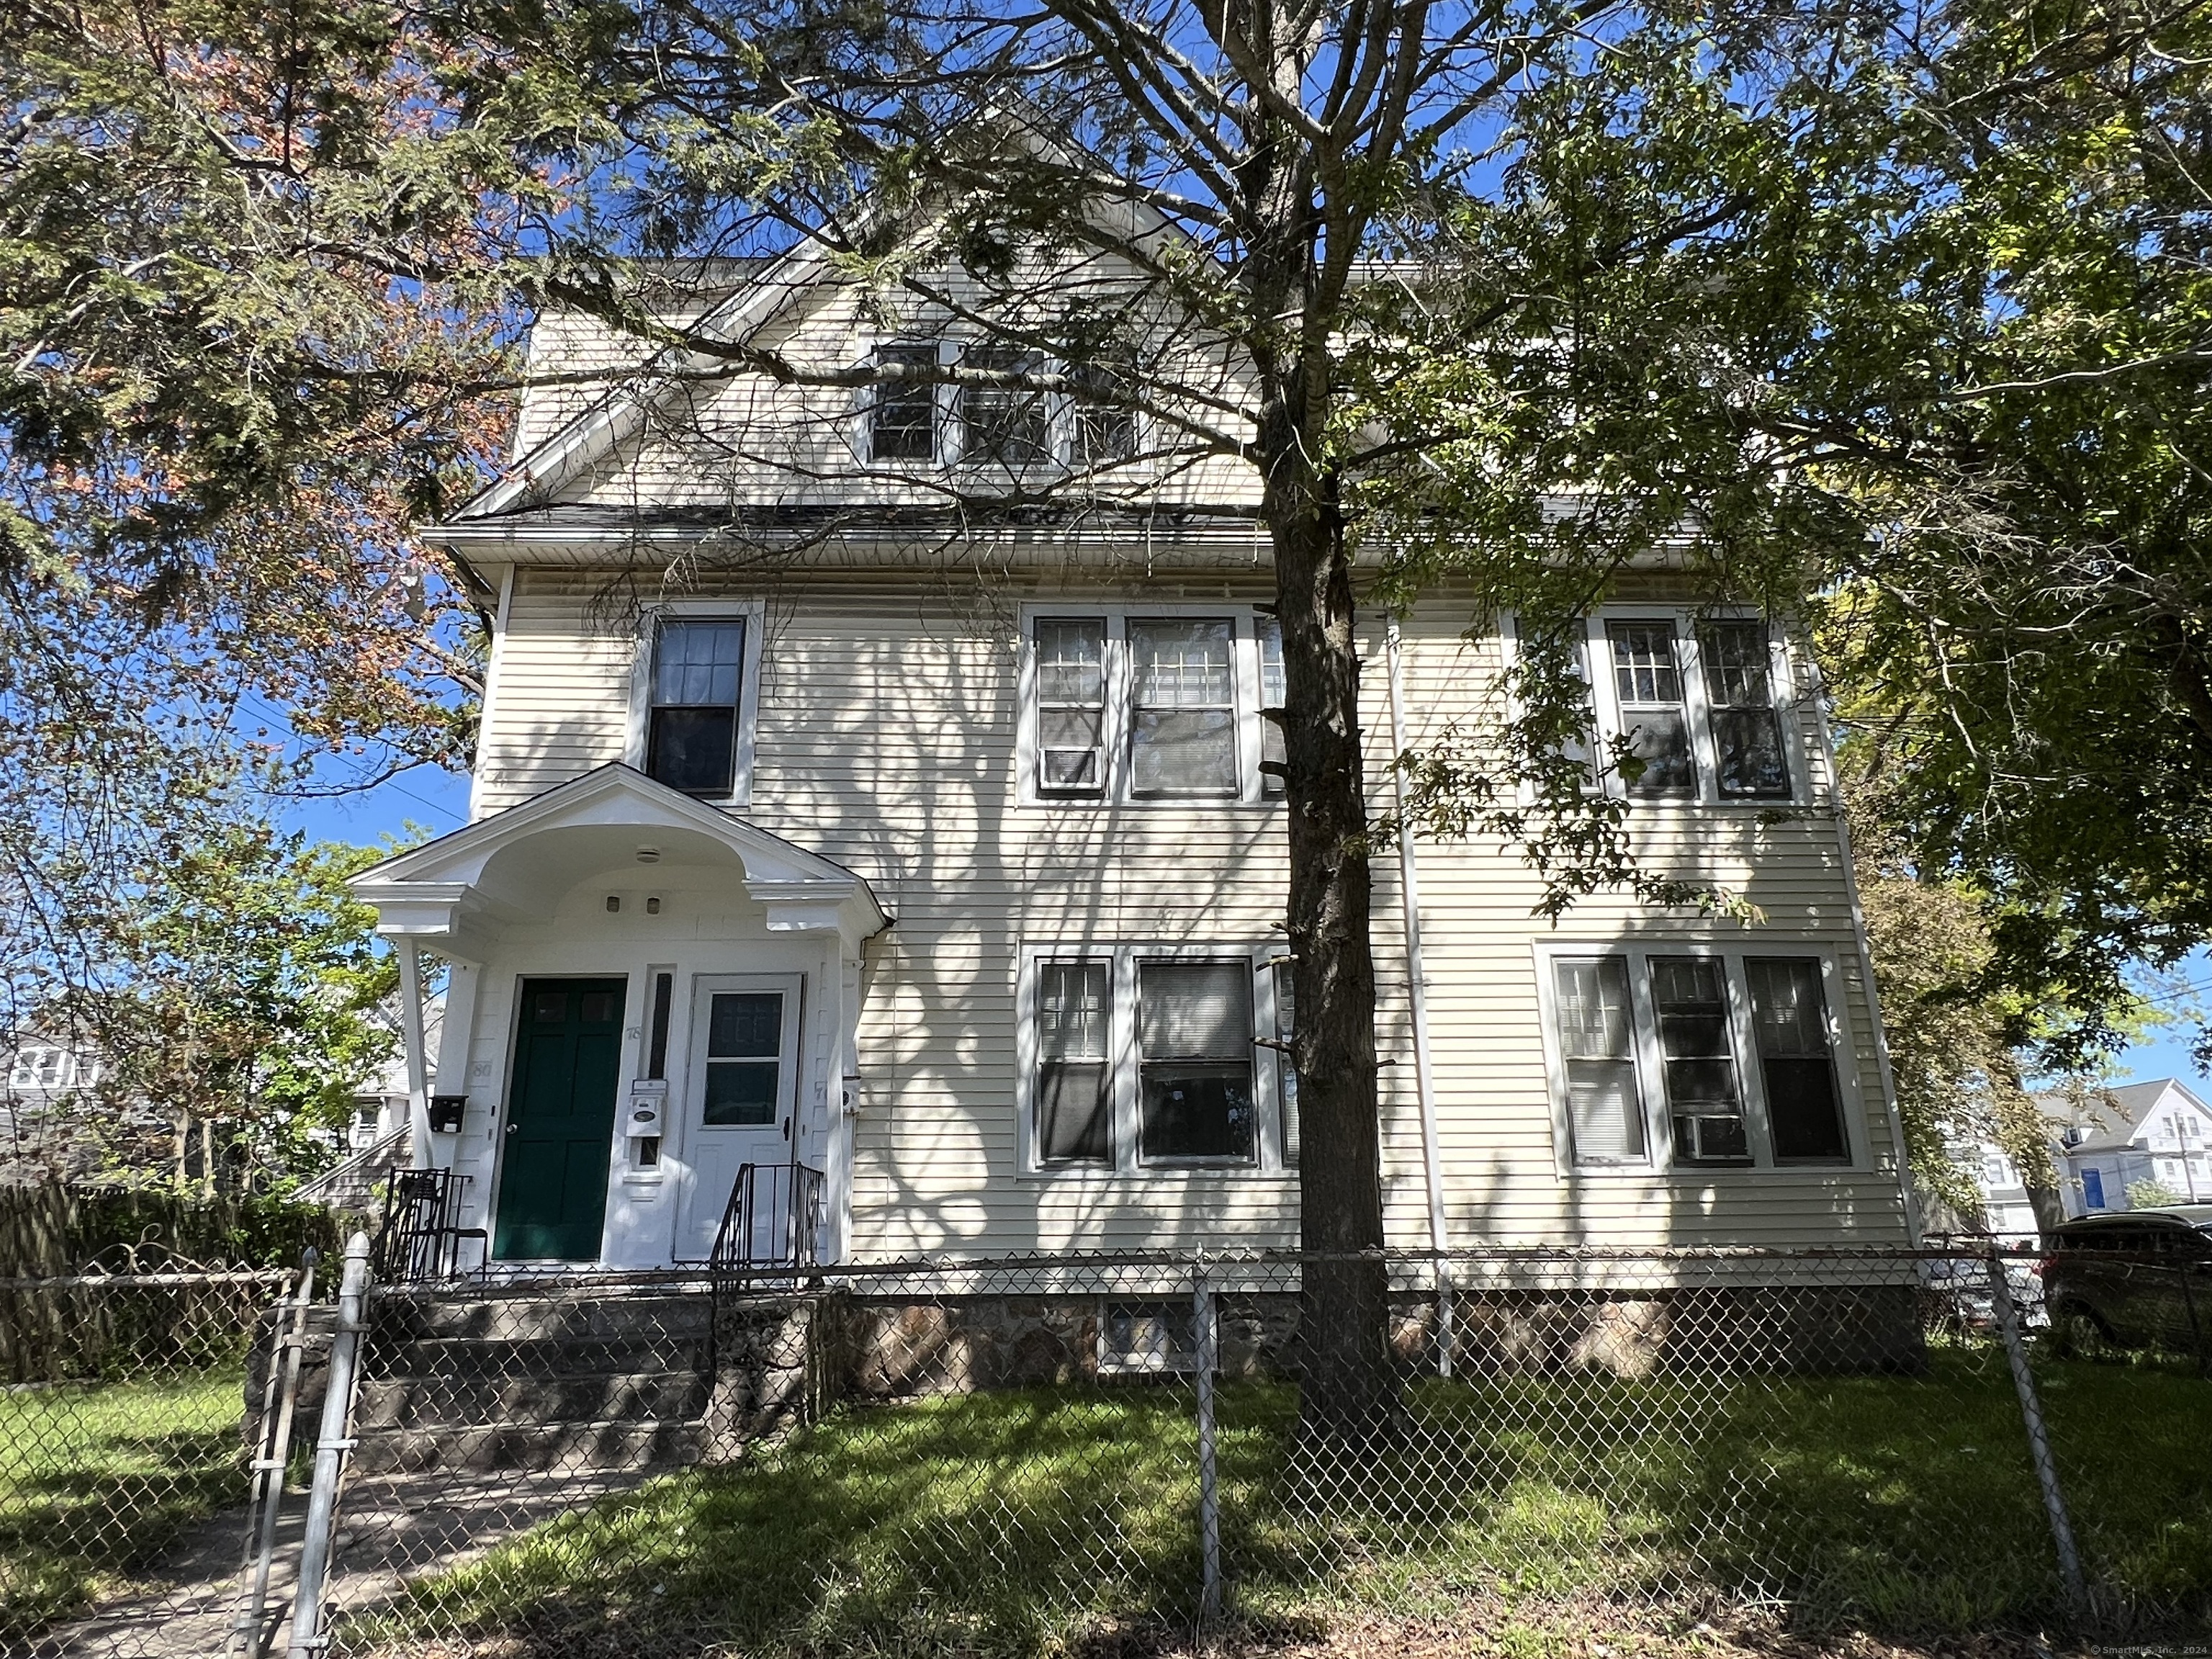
[677,974,802,1261]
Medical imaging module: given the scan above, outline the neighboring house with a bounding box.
[2050,1079,2212,1215]
[1953,1078,2212,1231]
[1958,1141,2043,1239]
[1,1036,109,1183]
[346,247,1917,1272]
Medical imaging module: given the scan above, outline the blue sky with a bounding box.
[284,766,2212,1095]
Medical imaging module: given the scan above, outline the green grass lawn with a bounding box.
[342,1352,2211,1658]
[0,1371,246,1639]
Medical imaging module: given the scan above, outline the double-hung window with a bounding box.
[1021,608,1274,804]
[1138,961,1256,1162]
[1519,611,1802,804]
[1699,621,1791,798]
[960,343,1051,468]
[870,342,940,462]
[7,1047,71,1090]
[1035,961,1112,1165]
[1071,353,1138,464]
[866,340,1142,469]
[647,619,745,797]
[1130,619,1238,795]
[1606,621,1696,799]
[1035,619,1108,791]
[638,606,760,802]
[1539,943,1854,1171]
[1021,945,1293,1174]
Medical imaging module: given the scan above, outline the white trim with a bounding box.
[621,598,768,809]
[1533,937,1871,1179]
[467,564,516,824]
[351,763,889,948]
[1015,603,1278,808]
[1015,940,1293,1179]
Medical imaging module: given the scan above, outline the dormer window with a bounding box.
[863,340,1142,469]
[648,619,746,796]
[1071,354,1138,463]
[960,345,1050,467]
[871,343,939,462]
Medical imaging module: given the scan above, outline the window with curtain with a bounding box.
[1130,618,1237,795]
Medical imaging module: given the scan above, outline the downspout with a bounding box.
[396,940,433,1171]
[1385,613,1453,1375]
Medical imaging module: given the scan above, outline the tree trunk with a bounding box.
[1266,428,1396,1442]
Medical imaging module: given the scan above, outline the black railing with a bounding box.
[709,1160,824,1277]
[371,1167,488,1282]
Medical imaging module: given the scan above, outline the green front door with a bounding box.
[494,977,627,1260]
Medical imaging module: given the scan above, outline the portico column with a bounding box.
[396,940,433,1169]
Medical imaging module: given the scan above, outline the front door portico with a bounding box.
[350,765,888,1272]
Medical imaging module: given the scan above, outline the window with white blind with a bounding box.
[1019,945,1293,1174]
[1019,607,1276,804]
[1512,610,1804,805]
[1537,943,1858,1172]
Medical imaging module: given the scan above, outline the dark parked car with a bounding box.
[2043,1207,2212,1357]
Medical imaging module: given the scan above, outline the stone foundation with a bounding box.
[814,1282,1925,1398]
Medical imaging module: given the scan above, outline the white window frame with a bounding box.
[624,598,768,809]
[1532,938,1866,1177]
[858,339,1146,472]
[1015,941,1294,1178]
[7,1046,72,1089]
[1016,603,1274,806]
[1503,607,1810,807]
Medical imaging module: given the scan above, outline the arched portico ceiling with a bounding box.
[349,763,889,948]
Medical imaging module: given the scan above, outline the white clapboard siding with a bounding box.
[469,565,1910,1254]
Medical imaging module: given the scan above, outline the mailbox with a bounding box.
[428,1094,468,1133]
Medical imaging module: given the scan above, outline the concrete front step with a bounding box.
[373,1290,715,1344]
[353,1416,709,1475]
[354,1368,712,1430]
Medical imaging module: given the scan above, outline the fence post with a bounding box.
[1985,1249,2089,1626]
[231,1249,318,1658]
[288,1232,372,1659]
[1192,1263,1223,1627]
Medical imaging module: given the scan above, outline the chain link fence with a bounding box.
[1,1252,302,1658]
[9,1241,2208,1657]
